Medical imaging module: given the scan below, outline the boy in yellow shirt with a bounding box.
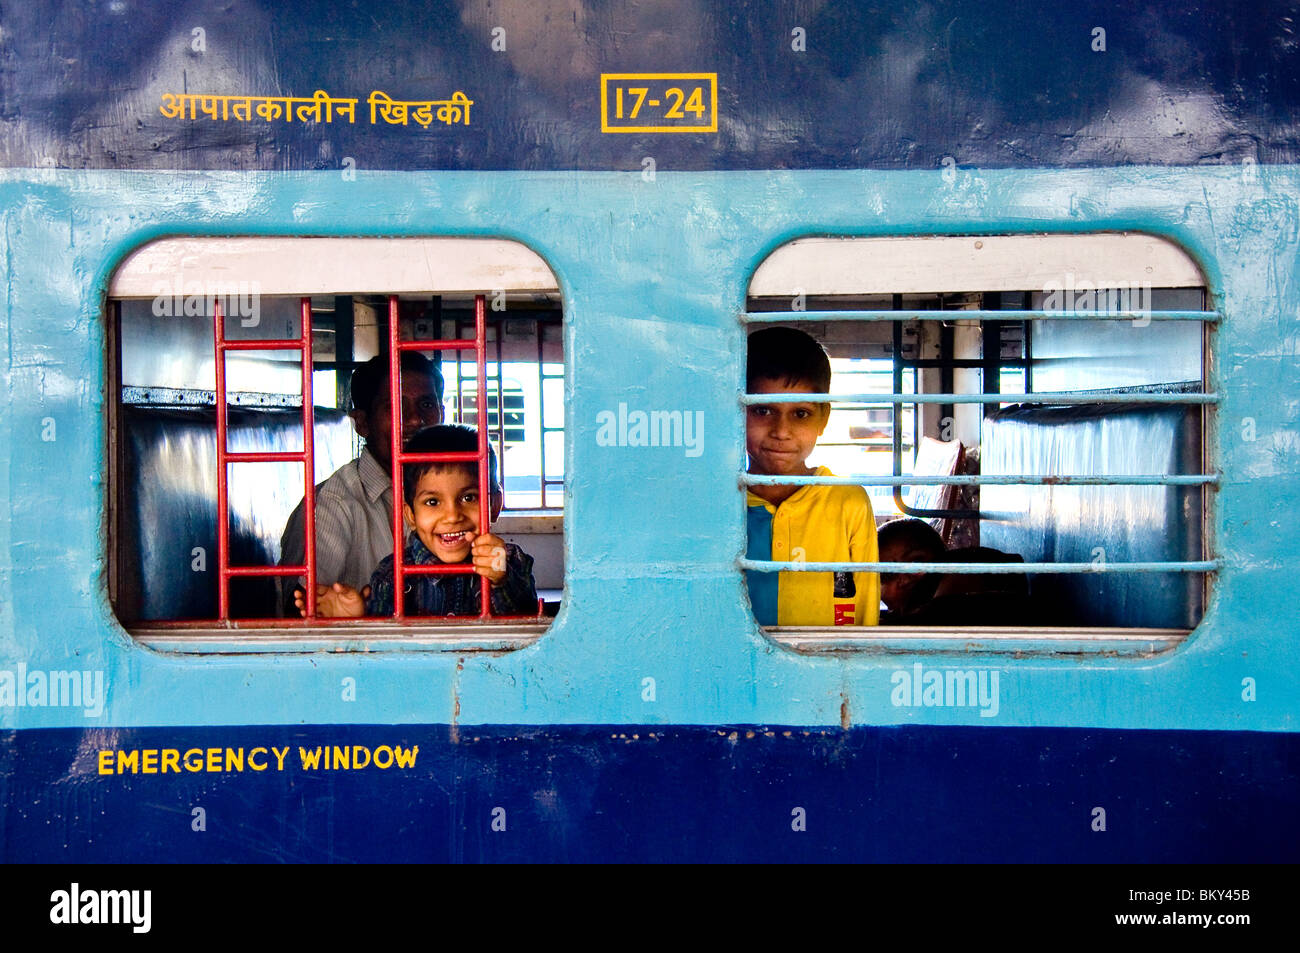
[745,328,880,626]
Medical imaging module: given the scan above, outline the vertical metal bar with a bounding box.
[333,295,354,411]
[891,300,906,516]
[981,292,1002,419]
[939,320,955,428]
[455,313,465,422]
[300,297,317,619]
[1024,316,1034,394]
[911,366,919,460]
[475,294,492,618]
[428,294,443,419]
[389,295,404,620]
[495,312,506,495]
[537,320,547,509]
[213,298,230,619]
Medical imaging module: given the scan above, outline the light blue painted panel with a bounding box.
[0,167,1297,733]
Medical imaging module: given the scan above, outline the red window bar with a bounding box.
[213,297,317,619]
[388,293,540,621]
[537,322,564,508]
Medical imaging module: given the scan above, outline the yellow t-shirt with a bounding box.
[745,467,881,626]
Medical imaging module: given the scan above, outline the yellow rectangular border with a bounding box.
[600,73,718,133]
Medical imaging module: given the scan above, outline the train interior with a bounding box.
[108,284,565,626]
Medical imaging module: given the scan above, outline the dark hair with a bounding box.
[402,424,500,505]
[746,327,832,393]
[348,352,445,415]
[877,518,946,560]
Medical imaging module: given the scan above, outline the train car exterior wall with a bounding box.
[2,0,1299,861]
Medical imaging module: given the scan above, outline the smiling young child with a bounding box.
[299,424,538,618]
[744,327,880,626]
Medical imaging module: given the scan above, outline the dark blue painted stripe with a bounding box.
[3,0,1298,171]
[2,724,1296,862]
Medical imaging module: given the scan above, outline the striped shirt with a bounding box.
[365,535,538,617]
[279,450,401,612]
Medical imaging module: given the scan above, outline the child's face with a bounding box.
[746,377,830,476]
[879,539,932,612]
[402,467,484,563]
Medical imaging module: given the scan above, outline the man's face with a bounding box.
[745,377,830,476]
[353,370,443,469]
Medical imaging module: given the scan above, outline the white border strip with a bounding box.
[110,237,560,297]
[749,233,1206,296]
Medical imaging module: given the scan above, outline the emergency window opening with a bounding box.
[106,238,564,646]
[742,234,1217,652]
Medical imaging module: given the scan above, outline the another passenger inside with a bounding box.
[877,517,947,617]
[299,424,538,618]
[878,517,1032,625]
[744,327,880,626]
[279,353,444,612]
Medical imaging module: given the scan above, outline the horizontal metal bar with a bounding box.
[898,358,1031,368]
[738,558,1219,574]
[401,563,477,575]
[397,450,483,463]
[742,309,1219,323]
[397,339,477,351]
[223,451,307,464]
[741,391,1217,405]
[218,339,306,350]
[120,386,306,408]
[742,473,1219,487]
[223,565,308,577]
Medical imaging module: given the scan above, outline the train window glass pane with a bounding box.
[744,234,1214,651]
[106,238,564,648]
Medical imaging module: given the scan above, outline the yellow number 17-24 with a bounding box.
[615,86,707,119]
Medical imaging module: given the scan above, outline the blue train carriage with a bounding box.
[1,0,1299,863]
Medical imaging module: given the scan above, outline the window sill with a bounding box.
[764,626,1189,658]
[494,512,563,533]
[130,620,548,654]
